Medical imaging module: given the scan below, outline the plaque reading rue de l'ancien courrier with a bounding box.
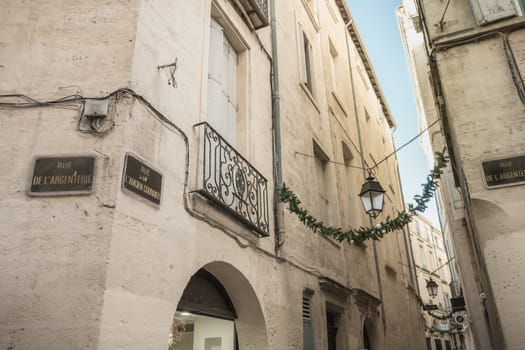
[482,154,525,189]
[29,156,96,195]
[123,154,162,205]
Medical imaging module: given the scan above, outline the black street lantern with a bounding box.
[426,278,439,299]
[359,175,385,218]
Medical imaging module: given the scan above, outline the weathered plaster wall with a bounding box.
[0,1,140,348]
[0,0,139,96]
[401,0,525,347]
[274,0,425,349]
[1,1,426,350]
[435,35,525,349]
[0,103,123,349]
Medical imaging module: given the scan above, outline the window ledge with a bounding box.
[300,83,320,113]
[189,192,263,243]
[321,232,342,248]
[331,91,348,117]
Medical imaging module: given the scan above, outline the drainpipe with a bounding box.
[344,21,387,333]
[270,0,284,255]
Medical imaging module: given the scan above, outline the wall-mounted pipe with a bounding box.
[270,0,284,254]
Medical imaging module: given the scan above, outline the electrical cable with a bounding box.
[293,151,366,169]
[0,87,445,291]
[370,118,441,171]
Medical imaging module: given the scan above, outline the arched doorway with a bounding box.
[169,269,237,350]
[169,262,268,350]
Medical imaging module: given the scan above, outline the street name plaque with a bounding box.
[122,154,162,205]
[482,154,525,189]
[29,156,95,195]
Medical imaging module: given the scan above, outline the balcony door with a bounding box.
[208,17,238,146]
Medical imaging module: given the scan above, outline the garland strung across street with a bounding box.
[415,294,454,320]
[278,149,449,245]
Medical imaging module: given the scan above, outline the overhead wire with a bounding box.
[370,118,441,171]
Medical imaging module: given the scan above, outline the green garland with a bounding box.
[278,149,448,245]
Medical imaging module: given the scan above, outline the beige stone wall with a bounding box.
[436,37,525,349]
[400,0,525,349]
[275,0,425,348]
[0,0,139,96]
[0,1,139,348]
[0,0,426,349]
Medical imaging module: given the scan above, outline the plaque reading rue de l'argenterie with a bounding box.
[482,154,525,189]
[122,154,162,205]
[29,156,96,195]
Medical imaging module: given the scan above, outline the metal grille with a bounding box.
[200,123,269,236]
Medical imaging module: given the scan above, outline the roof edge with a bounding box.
[334,0,396,128]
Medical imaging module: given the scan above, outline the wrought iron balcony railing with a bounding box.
[232,0,269,29]
[196,123,269,236]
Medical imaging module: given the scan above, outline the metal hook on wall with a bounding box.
[158,58,178,88]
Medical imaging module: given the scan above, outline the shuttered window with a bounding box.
[303,292,315,350]
[469,0,518,24]
[208,18,238,145]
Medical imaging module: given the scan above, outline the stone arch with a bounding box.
[470,198,514,250]
[170,260,269,350]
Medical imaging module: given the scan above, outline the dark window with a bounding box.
[363,326,371,350]
[326,311,338,350]
[434,338,443,350]
[426,337,432,350]
[445,340,452,350]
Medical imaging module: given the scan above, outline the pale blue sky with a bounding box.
[346,0,440,227]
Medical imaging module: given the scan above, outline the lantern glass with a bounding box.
[359,176,385,218]
[426,278,439,299]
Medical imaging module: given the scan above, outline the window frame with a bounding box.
[313,141,330,224]
[298,22,316,99]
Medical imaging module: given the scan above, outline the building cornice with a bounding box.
[334,0,396,128]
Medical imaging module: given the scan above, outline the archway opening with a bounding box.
[169,269,238,350]
[168,262,269,350]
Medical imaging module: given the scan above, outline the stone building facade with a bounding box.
[0,1,424,349]
[397,0,525,349]
[408,213,462,350]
